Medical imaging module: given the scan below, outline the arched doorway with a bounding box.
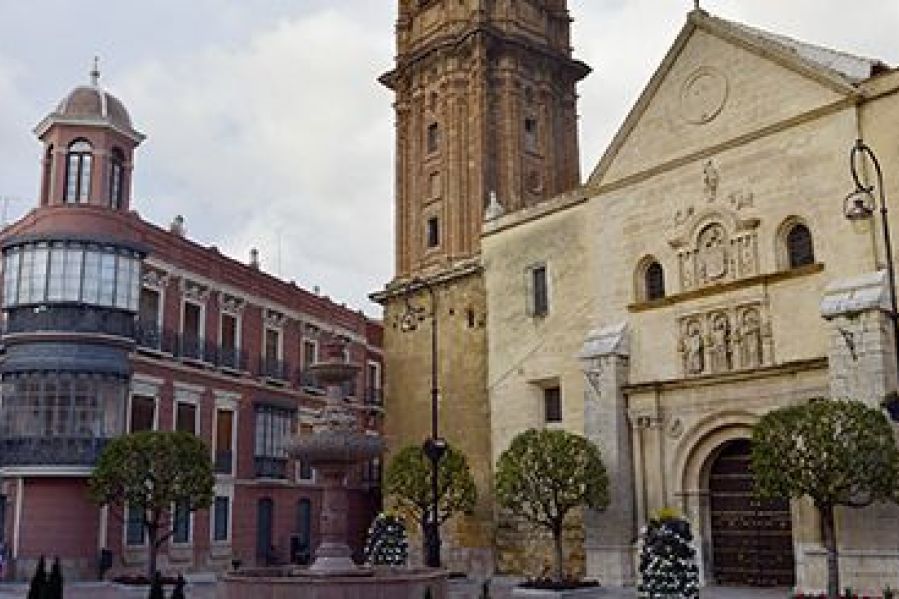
[709,439,795,586]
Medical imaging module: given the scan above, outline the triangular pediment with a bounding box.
[587,10,888,187]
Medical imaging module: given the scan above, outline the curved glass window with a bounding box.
[65,140,93,203]
[108,149,125,209]
[0,372,125,439]
[2,241,141,311]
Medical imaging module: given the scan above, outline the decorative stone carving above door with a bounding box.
[677,301,772,377]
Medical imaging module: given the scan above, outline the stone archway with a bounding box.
[707,439,795,586]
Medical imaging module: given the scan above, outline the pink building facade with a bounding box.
[0,76,384,580]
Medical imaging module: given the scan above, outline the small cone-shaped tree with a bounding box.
[46,557,63,599]
[26,556,46,599]
[364,512,409,566]
[637,509,699,599]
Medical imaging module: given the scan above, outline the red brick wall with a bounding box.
[19,478,99,560]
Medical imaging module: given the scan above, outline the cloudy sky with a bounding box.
[0,1,896,316]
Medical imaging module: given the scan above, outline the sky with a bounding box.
[0,1,897,317]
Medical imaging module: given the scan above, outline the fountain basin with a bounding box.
[222,567,448,599]
[288,431,383,464]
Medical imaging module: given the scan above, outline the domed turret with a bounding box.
[33,59,144,211]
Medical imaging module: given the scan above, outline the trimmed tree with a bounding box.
[495,428,609,582]
[752,399,899,598]
[364,512,409,566]
[384,443,477,560]
[89,431,215,579]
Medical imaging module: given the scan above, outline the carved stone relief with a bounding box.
[264,308,288,329]
[220,292,247,315]
[141,267,169,290]
[181,279,210,303]
[677,301,773,377]
[680,66,729,125]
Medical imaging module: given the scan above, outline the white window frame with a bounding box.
[172,386,201,435]
[213,391,239,478]
[180,297,206,340]
[128,377,161,433]
[210,483,234,545]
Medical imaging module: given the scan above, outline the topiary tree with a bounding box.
[495,428,609,582]
[26,555,46,599]
[752,399,899,599]
[46,557,63,599]
[384,443,477,560]
[364,512,409,566]
[637,509,699,599]
[89,431,215,579]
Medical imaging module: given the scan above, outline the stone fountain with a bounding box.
[288,340,382,574]
[222,340,449,598]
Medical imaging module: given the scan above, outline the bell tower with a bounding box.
[382,0,589,275]
[375,0,589,572]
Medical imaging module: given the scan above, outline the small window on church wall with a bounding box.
[786,224,814,268]
[524,118,538,153]
[64,140,93,203]
[427,122,440,153]
[426,217,440,248]
[529,264,548,317]
[544,386,562,423]
[645,262,665,301]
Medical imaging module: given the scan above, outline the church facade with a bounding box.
[483,7,899,592]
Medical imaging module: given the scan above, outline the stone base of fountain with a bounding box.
[222,567,448,599]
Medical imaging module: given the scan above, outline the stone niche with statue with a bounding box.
[677,301,773,377]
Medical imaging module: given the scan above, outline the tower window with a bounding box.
[64,140,93,203]
[645,261,665,301]
[108,148,125,209]
[427,122,441,154]
[426,217,440,248]
[528,264,548,317]
[787,224,814,268]
[524,118,538,153]
[544,386,562,423]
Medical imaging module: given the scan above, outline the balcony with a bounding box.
[217,346,247,371]
[0,436,109,467]
[254,456,287,479]
[179,334,213,363]
[214,450,234,475]
[134,320,179,354]
[365,388,383,407]
[298,370,325,395]
[260,356,288,381]
[6,305,134,339]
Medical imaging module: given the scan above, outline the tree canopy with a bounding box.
[495,428,609,581]
[384,443,477,528]
[751,399,899,597]
[89,430,215,577]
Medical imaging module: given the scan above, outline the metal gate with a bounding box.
[709,439,795,586]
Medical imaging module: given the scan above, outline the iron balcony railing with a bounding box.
[0,436,109,467]
[135,320,177,353]
[260,356,288,381]
[217,346,247,371]
[254,456,287,479]
[365,387,383,406]
[298,370,325,394]
[214,450,234,475]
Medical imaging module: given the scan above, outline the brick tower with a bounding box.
[374,0,589,572]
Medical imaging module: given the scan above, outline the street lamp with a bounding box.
[399,276,447,567]
[844,138,899,421]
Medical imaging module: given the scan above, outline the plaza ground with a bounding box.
[0,577,790,598]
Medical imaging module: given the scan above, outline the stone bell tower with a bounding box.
[374,0,589,573]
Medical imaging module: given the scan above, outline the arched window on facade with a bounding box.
[108,148,125,209]
[645,261,665,301]
[64,140,93,203]
[786,223,814,269]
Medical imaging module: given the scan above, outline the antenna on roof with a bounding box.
[90,56,100,86]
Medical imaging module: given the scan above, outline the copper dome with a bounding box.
[54,85,133,131]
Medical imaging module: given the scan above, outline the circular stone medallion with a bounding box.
[680,67,728,124]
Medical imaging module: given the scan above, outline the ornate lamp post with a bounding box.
[844,138,899,421]
[399,277,447,567]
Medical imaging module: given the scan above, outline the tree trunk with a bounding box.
[552,524,564,583]
[147,524,158,580]
[819,503,839,599]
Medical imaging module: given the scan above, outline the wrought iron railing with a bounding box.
[254,456,287,479]
[298,370,325,394]
[260,356,288,381]
[214,450,234,475]
[217,346,247,371]
[0,436,109,467]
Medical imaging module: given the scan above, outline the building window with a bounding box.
[427,122,440,153]
[528,264,548,317]
[108,148,125,209]
[213,496,230,542]
[296,423,314,481]
[172,500,190,544]
[64,139,92,203]
[787,224,814,268]
[645,261,665,301]
[126,504,145,546]
[220,313,239,368]
[254,405,294,478]
[303,339,318,368]
[366,361,381,405]
[181,301,204,359]
[175,401,197,434]
[130,394,156,432]
[214,409,234,475]
[544,386,562,423]
[524,117,538,153]
[426,217,439,249]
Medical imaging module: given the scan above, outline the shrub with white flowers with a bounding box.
[637,508,700,599]
[363,512,409,566]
